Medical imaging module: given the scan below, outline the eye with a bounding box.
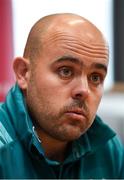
[57,66,73,79]
[90,73,103,85]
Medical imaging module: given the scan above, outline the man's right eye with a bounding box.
[57,66,74,79]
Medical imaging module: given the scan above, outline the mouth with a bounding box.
[65,109,87,120]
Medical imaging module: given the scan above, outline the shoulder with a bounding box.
[106,135,124,157]
[105,135,124,178]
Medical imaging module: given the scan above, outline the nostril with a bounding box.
[75,93,83,99]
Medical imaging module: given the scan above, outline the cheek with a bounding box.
[89,88,103,116]
[35,69,70,102]
[35,77,65,110]
[37,78,60,98]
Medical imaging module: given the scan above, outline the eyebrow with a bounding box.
[91,63,107,73]
[54,55,83,66]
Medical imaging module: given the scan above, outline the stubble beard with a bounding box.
[26,88,91,142]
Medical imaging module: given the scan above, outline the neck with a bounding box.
[36,128,69,162]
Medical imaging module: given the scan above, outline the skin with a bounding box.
[13,13,109,162]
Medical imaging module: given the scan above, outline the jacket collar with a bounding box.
[5,84,34,151]
[68,115,116,163]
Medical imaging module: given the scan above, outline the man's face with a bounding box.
[26,29,108,142]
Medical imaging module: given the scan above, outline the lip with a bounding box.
[65,109,87,119]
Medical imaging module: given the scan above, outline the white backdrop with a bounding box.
[12,0,113,90]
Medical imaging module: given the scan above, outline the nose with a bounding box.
[71,77,89,100]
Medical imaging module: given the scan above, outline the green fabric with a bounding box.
[0,84,124,179]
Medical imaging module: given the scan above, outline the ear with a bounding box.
[13,57,30,90]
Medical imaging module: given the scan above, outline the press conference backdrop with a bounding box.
[0,0,14,101]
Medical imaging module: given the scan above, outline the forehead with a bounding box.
[41,29,109,63]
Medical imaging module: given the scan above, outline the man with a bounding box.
[0,13,124,179]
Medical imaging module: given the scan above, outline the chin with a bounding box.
[57,128,84,142]
[51,123,89,142]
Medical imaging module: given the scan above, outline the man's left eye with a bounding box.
[90,74,103,84]
[58,67,73,78]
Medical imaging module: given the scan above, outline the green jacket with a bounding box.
[0,84,124,179]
